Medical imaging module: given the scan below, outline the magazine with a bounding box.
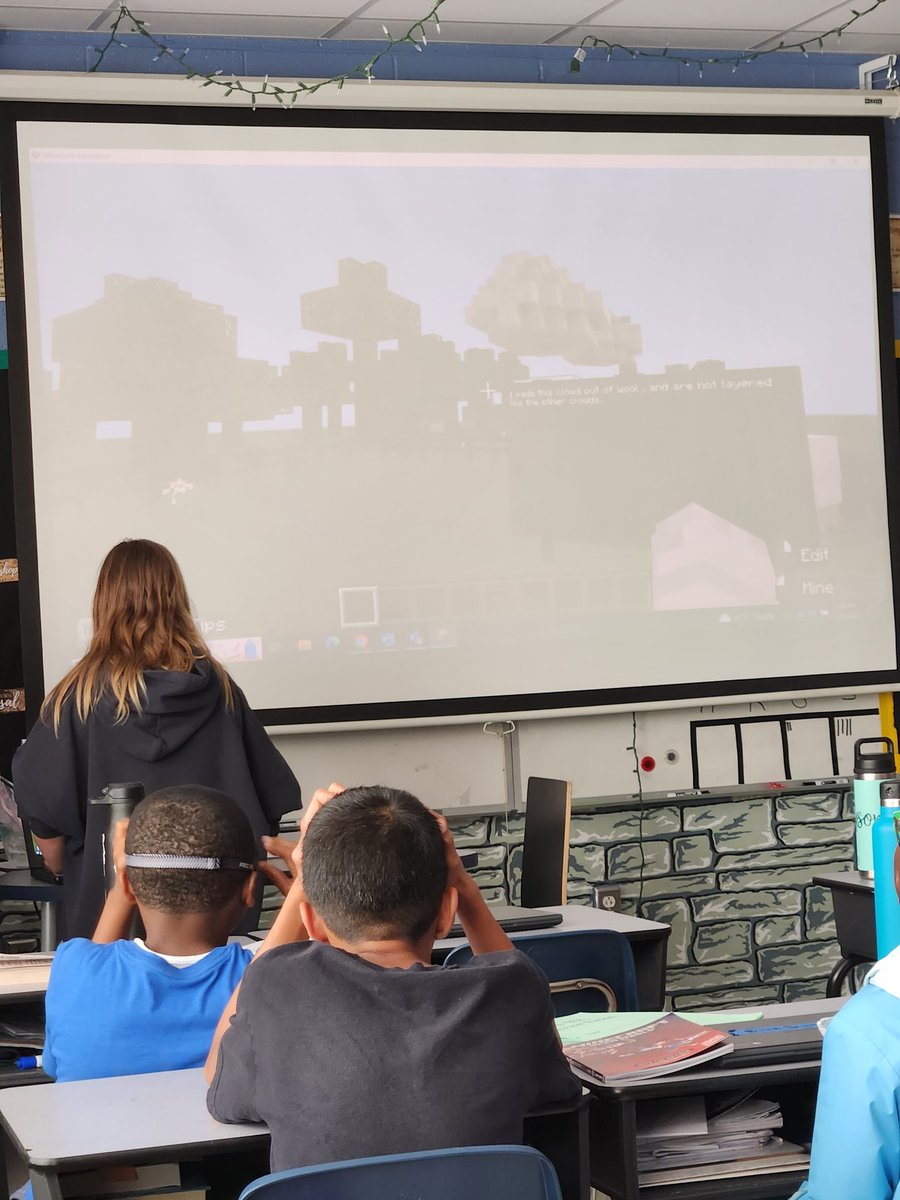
[564,1013,733,1083]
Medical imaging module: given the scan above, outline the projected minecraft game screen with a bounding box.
[10,116,899,720]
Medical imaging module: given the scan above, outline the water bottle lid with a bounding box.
[89,782,145,805]
[855,737,896,774]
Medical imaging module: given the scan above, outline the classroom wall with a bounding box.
[1,29,898,781]
[449,786,852,1009]
[0,28,891,1005]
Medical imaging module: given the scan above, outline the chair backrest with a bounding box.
[519,777,572,908]
[239,1144,562,1200]
[444,929,639,1016]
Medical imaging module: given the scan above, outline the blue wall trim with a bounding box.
[0,29,871,90]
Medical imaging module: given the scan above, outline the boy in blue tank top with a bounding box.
[43,784,287,1082]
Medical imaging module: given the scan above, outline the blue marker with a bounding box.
[14,1054,41,1071]
[728,1023,817,1036]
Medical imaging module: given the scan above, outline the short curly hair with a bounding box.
[125,785,256,915]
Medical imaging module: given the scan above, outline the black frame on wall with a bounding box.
[2,101,900,729]
[0,368,26,773]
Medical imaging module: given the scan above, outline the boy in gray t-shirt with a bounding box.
[205,783,579,1171]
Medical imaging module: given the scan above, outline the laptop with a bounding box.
[722,1013,830,1067]
[21,818,63,885]
[448,904,563,939]
[246,903,564,942]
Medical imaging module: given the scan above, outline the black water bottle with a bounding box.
[89,782,145,894]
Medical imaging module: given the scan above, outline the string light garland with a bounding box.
[89,1,447,104]
[571,0,892,77]
[88,0,895,102]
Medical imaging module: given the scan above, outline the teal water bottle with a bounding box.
[874,781,900,958]
[853,738,897,877]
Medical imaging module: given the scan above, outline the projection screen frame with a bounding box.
[3,96,900,729]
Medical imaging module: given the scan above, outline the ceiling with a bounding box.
[1,0,899,56]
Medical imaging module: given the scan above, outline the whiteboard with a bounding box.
[273,723,508,811]
[269,693,881,813]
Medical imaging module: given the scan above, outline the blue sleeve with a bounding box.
[41,940,86,1080]
[41,1028,56,1080]
[805,1004,900,1200]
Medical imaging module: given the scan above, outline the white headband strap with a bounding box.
[124,853,254,872]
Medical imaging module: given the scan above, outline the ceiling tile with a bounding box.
[331,17,564,42]
[796,1,900,34]
[126,10,336,37]
[2,0,899,53]
[364,0,600,21]
[593,0,830,30]
[0,0,103,8]
[0,6,100,30]
[103,0,365,13]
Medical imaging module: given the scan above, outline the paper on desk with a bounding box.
[555,1010,764,1045]
[710,1098,782,1135]
[636,1096,708,1142]
[636,1096,782,1149]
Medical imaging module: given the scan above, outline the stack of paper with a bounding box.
[0,953,53,990]
[636,1095,809,1187]
[554,1009,764,1046]
[0,1004,44,1049]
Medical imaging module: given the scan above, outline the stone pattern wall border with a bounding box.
[448,789,854,1010]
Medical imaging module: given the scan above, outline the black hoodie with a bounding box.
[12,660,301,938]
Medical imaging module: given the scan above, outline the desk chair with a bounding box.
[445,929,639,1017]
[238,1145,563,1200]
[519,777,572,907]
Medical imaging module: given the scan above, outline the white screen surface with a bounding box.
[14,118,898,718]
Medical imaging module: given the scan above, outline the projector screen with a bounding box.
[7,107,900,724]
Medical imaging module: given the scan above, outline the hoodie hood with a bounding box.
[106,659,227,763]
[865,941,900,1001]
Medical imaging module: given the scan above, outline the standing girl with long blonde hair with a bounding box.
[13,539,300,938]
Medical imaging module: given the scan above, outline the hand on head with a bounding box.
[112,818,135,903]
[298,782,346,838]
[258,835,300,897]
[258,783,346,897]
[431,811,467,889]
[113,817,130,874]
[293,781,345,873]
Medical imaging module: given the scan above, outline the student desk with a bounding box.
[0,873,61,953]
[582,998,842,1200]
[0,960,50,1093]
[0,1069,267,1199]
[434,904,671,1010]
[810,870,875,996]
[0,1069,589,1200]
[0,971,48,1006]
